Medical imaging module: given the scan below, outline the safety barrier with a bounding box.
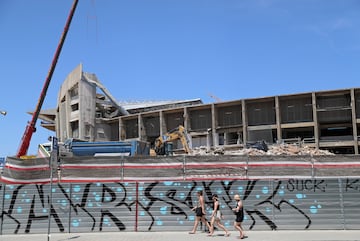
[2,155,360,183]
[1,178,360,235]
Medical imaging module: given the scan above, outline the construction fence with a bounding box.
[0,178,360,235]
[0,155,360,234]
[1,155,360,183]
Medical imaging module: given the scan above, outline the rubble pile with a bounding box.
[266,144,335,156]
[191,143,335,156]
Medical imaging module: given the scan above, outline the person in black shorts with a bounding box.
[189,190,211,234]
[232,194,245,239]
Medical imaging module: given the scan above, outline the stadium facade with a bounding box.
[38,64,360,154]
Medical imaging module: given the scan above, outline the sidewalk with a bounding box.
[1,230,360,241]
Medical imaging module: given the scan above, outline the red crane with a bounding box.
[16,0,79,157]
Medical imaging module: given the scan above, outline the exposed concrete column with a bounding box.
[312,92,319,149]
[119,118,125,141]
[350,89,359,154]
[138,114,146,141]
[211,103,219,147]
[183,107,190,130]
[183,107,192,148]
[242,99,248,144]
[159,110,166,136]
[65,90,71,140]
[275,96,282,143]
[55,111,60,140]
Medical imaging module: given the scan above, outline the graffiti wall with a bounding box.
[1,178,360,235]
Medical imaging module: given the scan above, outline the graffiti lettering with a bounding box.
[345,179,360,192]
[1,178,358,234]
[287,179,326,192]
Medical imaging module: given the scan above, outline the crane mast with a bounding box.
[16,0,79,157]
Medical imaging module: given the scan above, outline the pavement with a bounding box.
[1,230,360,241]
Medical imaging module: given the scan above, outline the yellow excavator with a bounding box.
[154,125,192,155]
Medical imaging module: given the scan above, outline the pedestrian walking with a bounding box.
[189,190,211,234]
[208,194,230,237]
[232,194,246,239]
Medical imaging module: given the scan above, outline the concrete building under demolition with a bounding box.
[38,64,360,154]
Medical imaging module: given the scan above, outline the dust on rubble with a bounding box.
[190,144,335,156]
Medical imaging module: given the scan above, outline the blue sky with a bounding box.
[0,0,359,156]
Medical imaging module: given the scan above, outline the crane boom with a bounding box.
[16,0,79,157]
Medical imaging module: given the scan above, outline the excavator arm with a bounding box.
[154,125,191,155]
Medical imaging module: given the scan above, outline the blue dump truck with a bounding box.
[61,139,150,157]
[39,139,150,157]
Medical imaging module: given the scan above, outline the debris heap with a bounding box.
[191,143,335,156]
